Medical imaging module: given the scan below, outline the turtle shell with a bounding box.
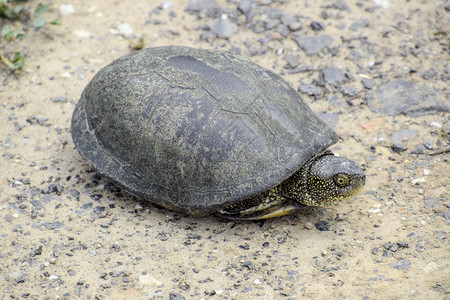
[71,46,338,216]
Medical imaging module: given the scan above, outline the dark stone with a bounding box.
[211,17,237,38]
[69,189,80,200]
[328,95,348,108]
[42,222,63,230]
[341,86,357,97]
[368,80,449,117]
[42,183,63,195]
[315,220,331,231]
[411,144,426,154]
[330,0,351,11]
[239,243,250,250]
[390,259,411,270]
[184,0,215,13]
[310,20,325,31]
[349,18,369,31]
[294,35,334,56]
[389,243,398,252]
[80,202,93,210]
[241,261,253,269]
[169,293,185,300]
[346,50,362,61]
[15,273,28,283]
[14,122,23,131]
[52,96,67,103]
[237,0,252,14]
[284,53,300,68]
[392,143,408,153]
[361,78,375,89]
[396,242,409,248]
[53,245,59,257]
[276,24,290,37]
[30,200,44,210]
[40,195,53,204]
[423,140,433,150]
[93,206,106,214]
[265,19,280,30]
[287,65,314,74]
[289,21,302,31]
[37,118,49,126]
[322,67,346,84]
[281,13,293,26]
[443,211,450,221]
[32,245,43,256]
[298,84,323,96]
[419,68,438,80]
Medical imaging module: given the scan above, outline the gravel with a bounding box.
[0,0,448,299]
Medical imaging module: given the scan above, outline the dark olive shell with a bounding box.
[71,46,338,215]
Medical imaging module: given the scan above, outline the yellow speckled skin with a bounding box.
[217,151,365,220]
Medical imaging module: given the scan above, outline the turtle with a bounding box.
[71,46,365,220]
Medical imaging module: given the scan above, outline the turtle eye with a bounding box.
[334,174,349,187]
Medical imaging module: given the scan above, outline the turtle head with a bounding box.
[300,153,365,206]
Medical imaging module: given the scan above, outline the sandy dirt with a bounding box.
[1,0,448,299]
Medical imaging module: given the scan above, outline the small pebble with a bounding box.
[138,275,162,287]
[211,15,237,38]
[315,220,331,231]
[367,207,381,214]
[169,293,185,300]
[118,23,134,38]
[390,259,411,270]
[73,29,91,38]
[322,67,346,85]
[295,35,334,56]
[59,4,75,15]
[238,0,252,14]
[429,122,441,128]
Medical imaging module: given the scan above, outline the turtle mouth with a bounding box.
[320,173,366,205]
[339,174,365,200]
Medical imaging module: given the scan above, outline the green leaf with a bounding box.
[49,19,60,25]
[35,4,50,15]
[13,5,23,14]
[2,25,27,41]
[1,52,25,70]
[1,25,10,36]
[16,32,27,39]
[4,29,18,41]
[34,16,47,30]
[1,5,19,19]
[11,52,25,69]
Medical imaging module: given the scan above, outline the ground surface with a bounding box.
[0,0,449,299]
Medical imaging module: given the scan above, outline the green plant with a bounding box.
[0,0,23,19]
[34,3,60,30]
[2,25,26,41]
[1,51,25,70]
[1,1,60,70]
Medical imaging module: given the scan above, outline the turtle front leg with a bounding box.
[215,187,305,220]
